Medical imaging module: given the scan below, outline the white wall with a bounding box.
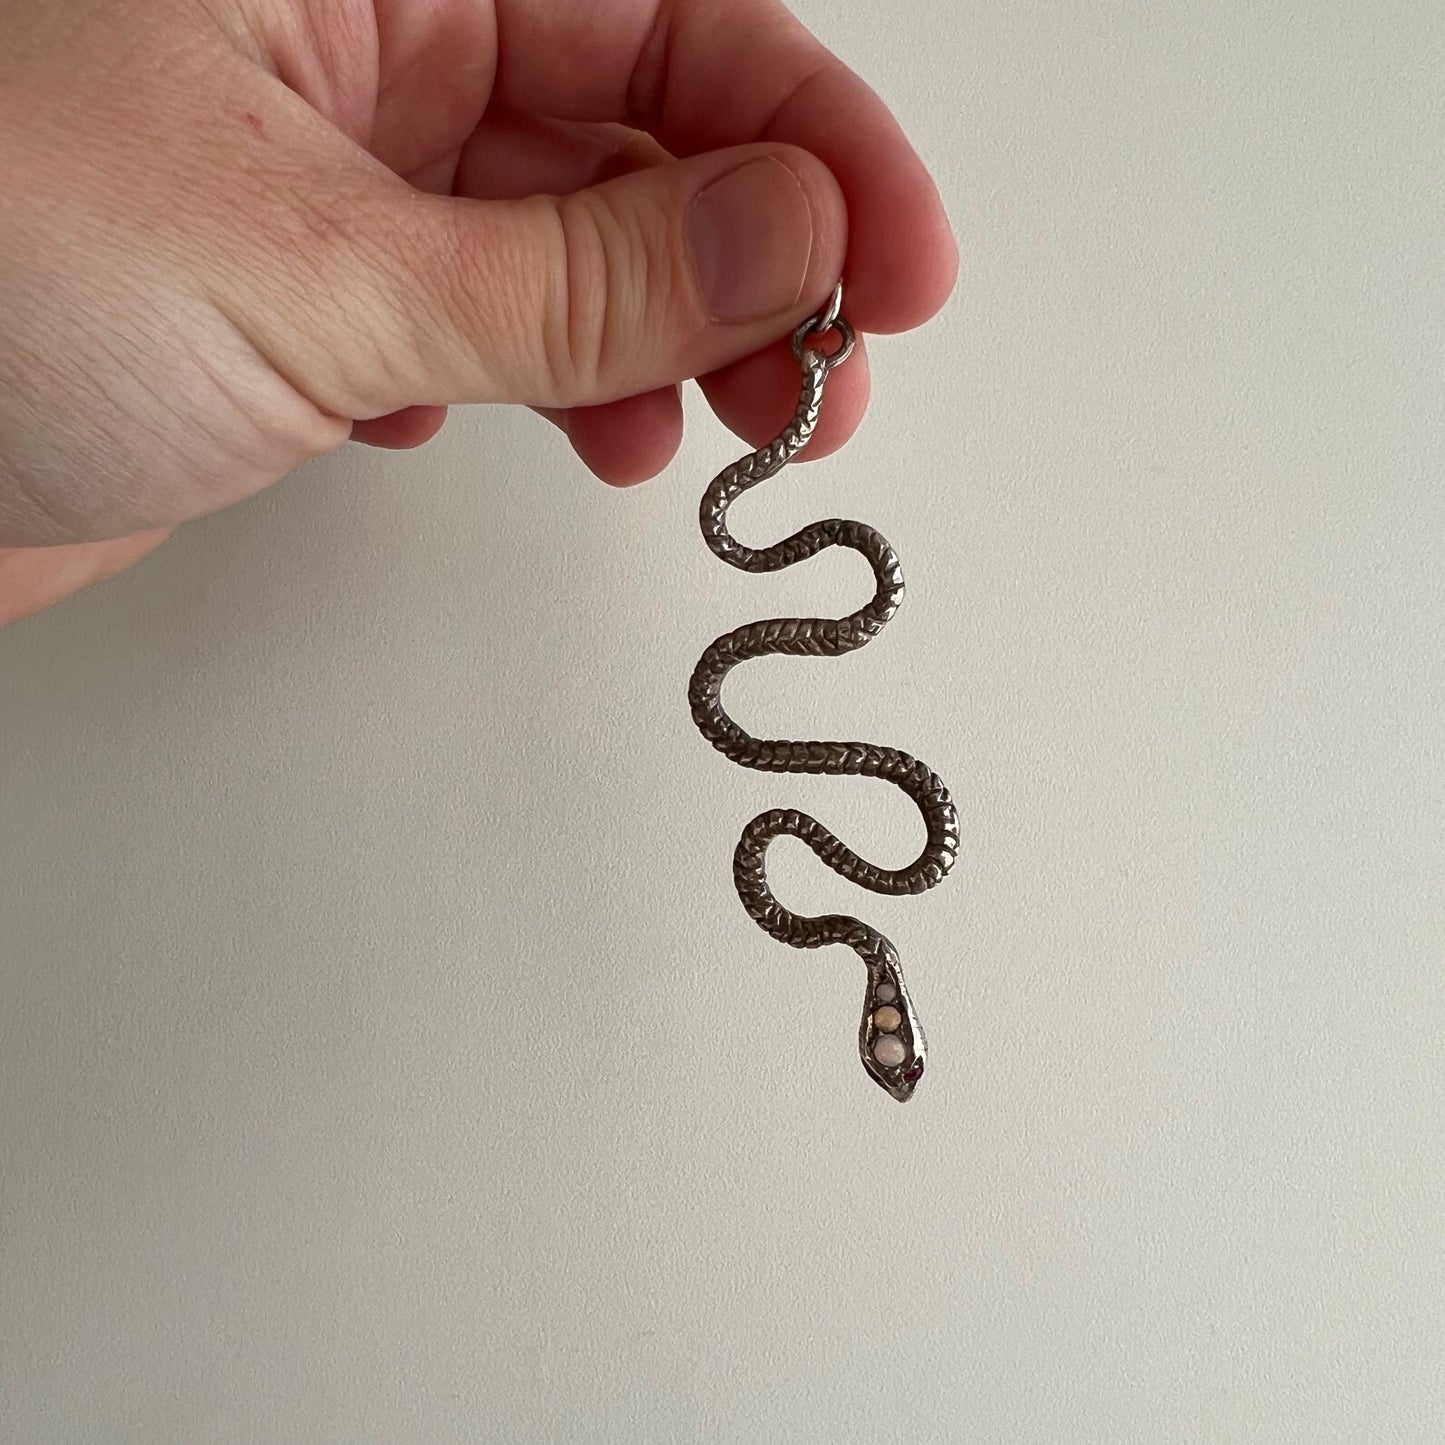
[2,1,1442,1440]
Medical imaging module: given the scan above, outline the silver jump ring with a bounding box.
[791,315,856,371]
[814,280,844,332]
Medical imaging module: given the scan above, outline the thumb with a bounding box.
[265,145,846,418]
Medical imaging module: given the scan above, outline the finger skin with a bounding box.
[0,530,172,628]
[381,139,848,411]
[699,331,870,464]
[353,114,666,459]
[351,406,449,449]
[454,113,686,480]
[548,387,685,486]
[452,110,673,199]
[488,0,958,331]
[451,111,870,481]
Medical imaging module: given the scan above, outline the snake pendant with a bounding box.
[688,284,960,1102]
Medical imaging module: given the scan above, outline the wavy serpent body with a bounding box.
[688,290,959,1102]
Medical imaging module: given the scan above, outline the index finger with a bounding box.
[491,0,958,332]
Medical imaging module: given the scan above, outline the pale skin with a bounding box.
[0,0,958,627]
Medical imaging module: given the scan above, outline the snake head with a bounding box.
[860,961,927,1102]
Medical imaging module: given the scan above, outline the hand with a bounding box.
[0,0,957,625]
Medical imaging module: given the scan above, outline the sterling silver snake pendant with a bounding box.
[688,283,960,1103]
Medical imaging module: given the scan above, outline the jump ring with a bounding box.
[791,315,856,371]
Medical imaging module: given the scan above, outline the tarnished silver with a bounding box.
[688,283,959,1102]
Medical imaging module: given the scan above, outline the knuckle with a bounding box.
[546,189,677,404]
[548,194,614,399]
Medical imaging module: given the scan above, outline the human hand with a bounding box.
[0,0,957,624]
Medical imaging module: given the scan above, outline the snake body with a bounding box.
[688,300,959,1102]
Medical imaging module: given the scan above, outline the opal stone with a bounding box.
[873,1034,907,1068]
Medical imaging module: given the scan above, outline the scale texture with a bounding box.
[689,329,960,1102]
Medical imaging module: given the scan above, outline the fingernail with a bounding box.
[688,158,813,323]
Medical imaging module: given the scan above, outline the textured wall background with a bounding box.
[2,1,1442,1440]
